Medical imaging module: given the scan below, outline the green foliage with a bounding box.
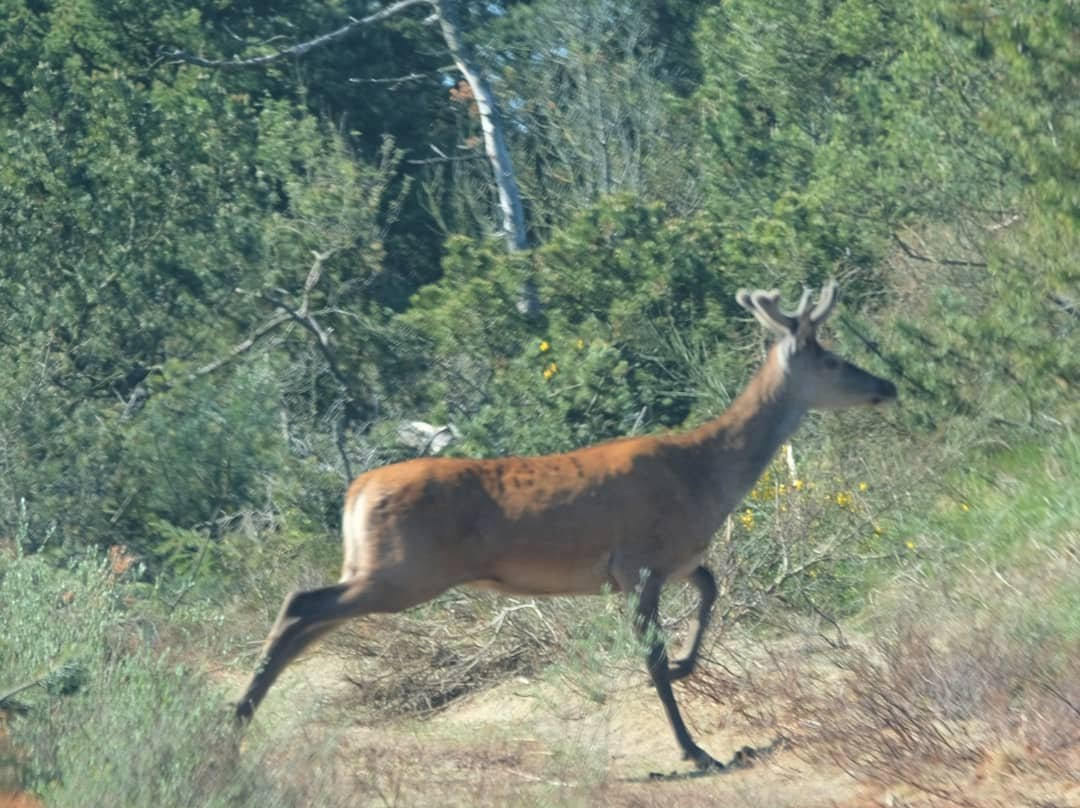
[0,0,1074,652]
[486,0,699,230]
[0,548,344,806]
[900,431,1079,577]
[948,0,1080,223]
[132,365,283,527]
[0,5,1076,797]
[0,1,410,568]
[694,0,1012,278]
[398,197,752,455]
[541,591,646,708]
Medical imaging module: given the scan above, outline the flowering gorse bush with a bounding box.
[711,445,911,622]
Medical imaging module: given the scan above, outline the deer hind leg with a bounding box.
[623,568,723,771]
[235,572,449,721]
[669,565,717,681]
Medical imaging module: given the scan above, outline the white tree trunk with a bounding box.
[434,0,528,253]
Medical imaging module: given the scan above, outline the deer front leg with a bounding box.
[670,565,717,681]
[632,570,724,771]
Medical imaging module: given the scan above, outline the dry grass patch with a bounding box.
[687,595,1079,807]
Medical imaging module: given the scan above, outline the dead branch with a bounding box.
[166,0,431,69]
[892,233,988,268]
[188,251,331,381]
[0,672,52,706]
[188,309,292,380]
[259,289,352,392]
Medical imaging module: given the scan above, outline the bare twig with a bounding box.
[188,252,330,381]
[349,70,442,87]
[0,672,54,706]
[405,152,486,165]
[259,289,352,394]
[892,233,988,268]
[167,0,431,69]
[188,309,292,380]
[335,411,355,481]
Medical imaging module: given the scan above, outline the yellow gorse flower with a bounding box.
[539,340,550,353]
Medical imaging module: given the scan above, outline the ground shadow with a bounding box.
[637,736,789,782]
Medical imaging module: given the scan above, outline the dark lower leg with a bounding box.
[236,574,452,722]
[236,620,338,720]
[634,573,722,770]
[236,584,352,720]
[670,565,717,681]
[647,639,721,768]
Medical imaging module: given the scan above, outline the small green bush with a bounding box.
[0,549,345,807]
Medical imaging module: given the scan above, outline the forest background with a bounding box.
[0,1,1076,805]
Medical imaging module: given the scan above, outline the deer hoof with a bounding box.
[730,745,758,768]
[689,748,725,771]
[234,701,254,724]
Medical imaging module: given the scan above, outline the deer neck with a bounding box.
[676,346,805,514]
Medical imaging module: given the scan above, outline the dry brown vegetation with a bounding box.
[686,589,1080,807]
[223,566,1077,808]
[211,429,1079,808]
[324,596,561,720]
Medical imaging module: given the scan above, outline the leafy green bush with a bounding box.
[0,547,347,807]
[397,198,756,456]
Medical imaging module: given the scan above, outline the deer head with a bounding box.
[736,280,898,410]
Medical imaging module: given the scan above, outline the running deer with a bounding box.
[236,281,897,770]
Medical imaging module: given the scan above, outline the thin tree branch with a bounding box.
[335,411,355,481]
[188,309,293,380]
[259,289,354,395]
[0,672,53,706]
[349,70,446,87]
[190,251,332,381]
[892,233,988,268]
[406,152,486,165]
[1051,294,1080,320]
[166,0,431,69]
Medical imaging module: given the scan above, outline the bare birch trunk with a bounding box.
[433,0,528,253]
